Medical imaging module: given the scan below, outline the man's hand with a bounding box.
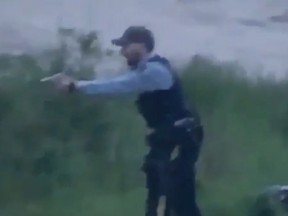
[41,73,76,92]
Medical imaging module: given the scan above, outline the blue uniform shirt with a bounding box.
[75,56,174,95]
[74,54,201,128]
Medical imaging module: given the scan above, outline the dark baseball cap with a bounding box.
[111,26,155,52]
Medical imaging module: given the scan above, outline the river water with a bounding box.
[0,0,287,77]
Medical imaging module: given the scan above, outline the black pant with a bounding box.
[143,125,203,216]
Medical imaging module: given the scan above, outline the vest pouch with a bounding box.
[145,128,175,150]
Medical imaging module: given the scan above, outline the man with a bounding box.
[44,26,204,216]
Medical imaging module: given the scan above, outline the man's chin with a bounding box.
[127,59,140,67]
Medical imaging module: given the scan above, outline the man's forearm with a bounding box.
[70,61,173,95]
[73,76,141,95]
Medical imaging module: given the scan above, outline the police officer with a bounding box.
[46,26,204,216]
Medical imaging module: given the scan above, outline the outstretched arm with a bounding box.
[74,62,173,96]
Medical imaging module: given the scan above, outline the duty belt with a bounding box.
[146,117,197,135]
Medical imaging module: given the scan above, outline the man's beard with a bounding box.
[127,59,139,68]
[127,58,140,68]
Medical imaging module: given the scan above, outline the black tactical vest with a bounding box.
[135,55,200,128]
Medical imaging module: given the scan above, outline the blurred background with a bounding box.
[0,0,288,215]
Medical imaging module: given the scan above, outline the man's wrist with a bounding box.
[68,82,77,92]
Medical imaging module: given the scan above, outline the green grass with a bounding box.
[1,52,288,216]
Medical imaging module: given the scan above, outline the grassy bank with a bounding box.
[0,50,288,216]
